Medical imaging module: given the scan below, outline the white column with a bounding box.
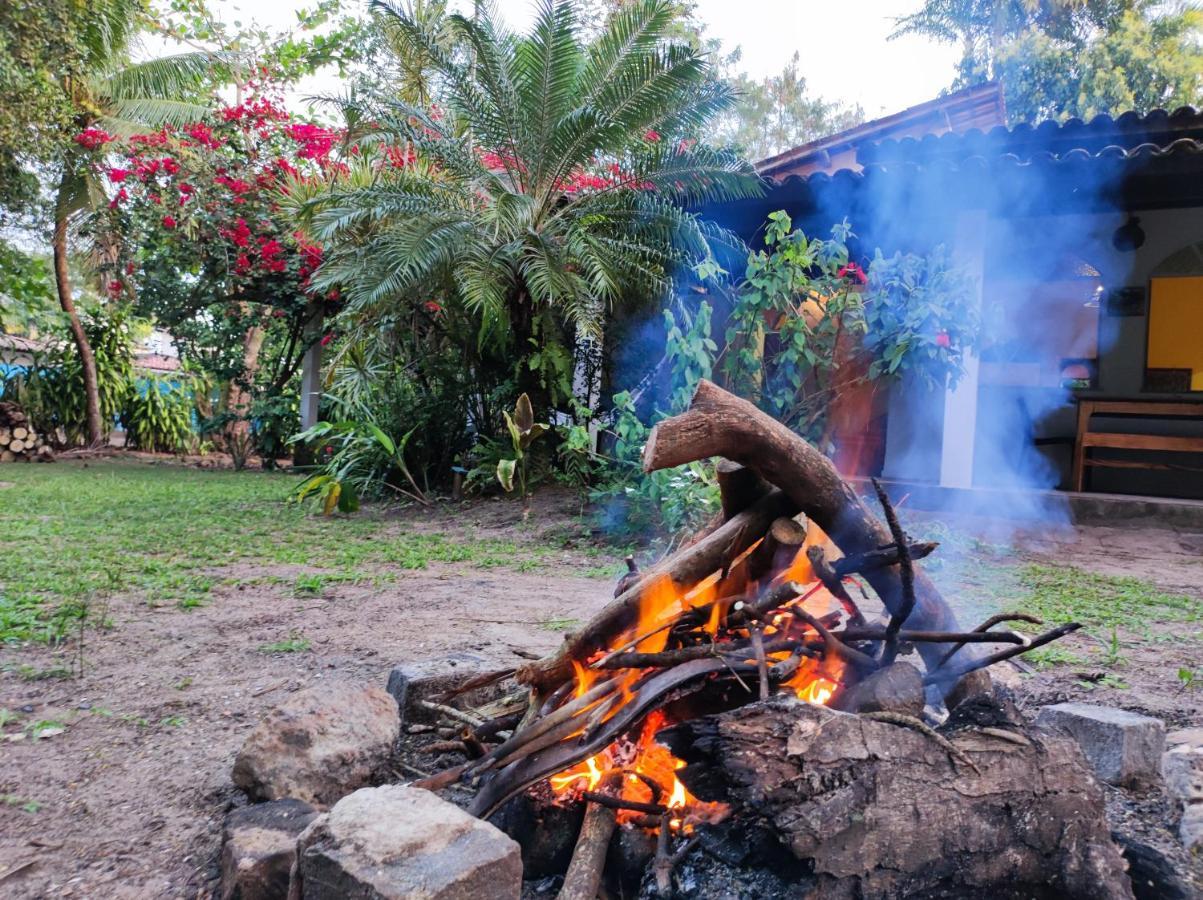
[938,209,986,488]
[299,299,324,430]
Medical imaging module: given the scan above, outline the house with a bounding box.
[710,84,1203,504]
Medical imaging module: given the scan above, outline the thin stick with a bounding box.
[806,546,867,626]
[418,700,485,729]
[861,711,979,774]
[925,623,1082,684]
[653,811,674,898]
[872,478,913,665]
[432,667,516,702]
[934,612,1044,669]
[411,762,469,791]
[780,607,878,671]
[833,541,939,576]
[594,641,725,669]
[837,627,1028,645]
[580,791,667,816]
[750,624,770,700]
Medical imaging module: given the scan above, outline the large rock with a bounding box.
[1035,702,1165,787]
[1162,744,1203,850]
[222,799,319,900]
[233,681,400,805]
[386,652,507,726]
[292,784,522,899]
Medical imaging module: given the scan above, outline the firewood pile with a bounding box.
[0,402,52,462]
[405,381,1132,899]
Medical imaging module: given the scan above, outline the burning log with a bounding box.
[660,697,1135,899]
[745,516,807,582]
[640,379,980,692]
[558,798,617,900]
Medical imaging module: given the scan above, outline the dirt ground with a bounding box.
[1,489,1200,898]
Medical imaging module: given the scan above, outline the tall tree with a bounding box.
[47,1,216,445]
[715,52,865,160]
[296,0,762,412]
[892,0,1203,123]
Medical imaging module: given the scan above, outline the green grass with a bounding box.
[0,461,576,644]
[259,632,311,654]
[1014,564,1201,632]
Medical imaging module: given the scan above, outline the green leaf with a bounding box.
[497,458,517,492]
[503,411,522,452]
[337,483,360,513]
[365,423,396,456]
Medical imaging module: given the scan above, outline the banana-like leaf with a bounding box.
[497,457,517,492]
[514,392,535,432]
[503,410,522,453]
[519,421,550,450]
[337,483,360,513]
[293,473,333,501]
[366,422,396,456]
[322,482,343,516]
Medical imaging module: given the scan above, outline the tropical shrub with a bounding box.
[123,374,194,453]
[495,393,550,518]
[291,419,429,515]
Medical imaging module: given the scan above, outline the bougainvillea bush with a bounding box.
[93,84,341,465]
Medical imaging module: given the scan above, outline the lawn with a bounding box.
[0,460,615,645]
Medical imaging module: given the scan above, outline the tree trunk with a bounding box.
[222,311,266,469]
[52,188,104,447]
[660,698,1135,900]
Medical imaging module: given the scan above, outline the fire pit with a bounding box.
[402,381,1132,899]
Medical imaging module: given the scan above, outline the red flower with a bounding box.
[106,280,124,297]
[643,129,661,142]
[107,168,130,183]
[162,215,177,229]
[319,333,334,347]
[935,331,951,349]
[108,188,128,209]
[74,128,114,150]
[423,301,443,314]
[837,262,867,285]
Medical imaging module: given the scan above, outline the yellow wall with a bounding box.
[1149,277,1203,391]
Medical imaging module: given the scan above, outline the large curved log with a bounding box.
[514,488,797,691]
[641,379,978,684]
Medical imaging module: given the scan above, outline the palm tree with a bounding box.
[300,0,762,411]
[53,1,217,445]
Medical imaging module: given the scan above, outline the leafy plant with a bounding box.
[496,394,549,518]
[123,374,195,453]
[259,632,311,654]
[291,419,430,515]
[1178,668,1198,690]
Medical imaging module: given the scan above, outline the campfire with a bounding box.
[406,381,1130,899]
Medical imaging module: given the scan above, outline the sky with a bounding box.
[198,0,963,120]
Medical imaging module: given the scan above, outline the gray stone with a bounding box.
[293,784,522,900]
[233,681,400,805]
[222,799,318,900]
[1034,702,1165,786]
[1162,745,1203,850]
[835,661,925,717]
[386,652,507,725]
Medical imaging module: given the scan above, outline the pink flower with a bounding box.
[108,188,128,209]
[935,331,951,349]
[106,280,124,297]
[319,333,334,347]
[423,301,443,314]
[162,215,177,229]
[107,168,130,183]
[643,129,660,142]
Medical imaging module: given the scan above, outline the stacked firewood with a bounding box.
[0,402,52,462]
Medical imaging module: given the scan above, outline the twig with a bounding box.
[594,641,725,669]
[397,761,432,780]
[837,627,1027,646]
[423,740,470,755]
[418,700,486,729]
[411,762,469,791]
[750,624,770,701]
[934,612,1044,669]
[833,541,939,576]
[459,727,487,759]
[432,668,517,702]
[806,546,867,626]
[580,791,667,816]
[872,478,914,665]
[861,711,979,774]
[926,623,1083,684]
[778,607,878,672]
[653,811,674,898]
